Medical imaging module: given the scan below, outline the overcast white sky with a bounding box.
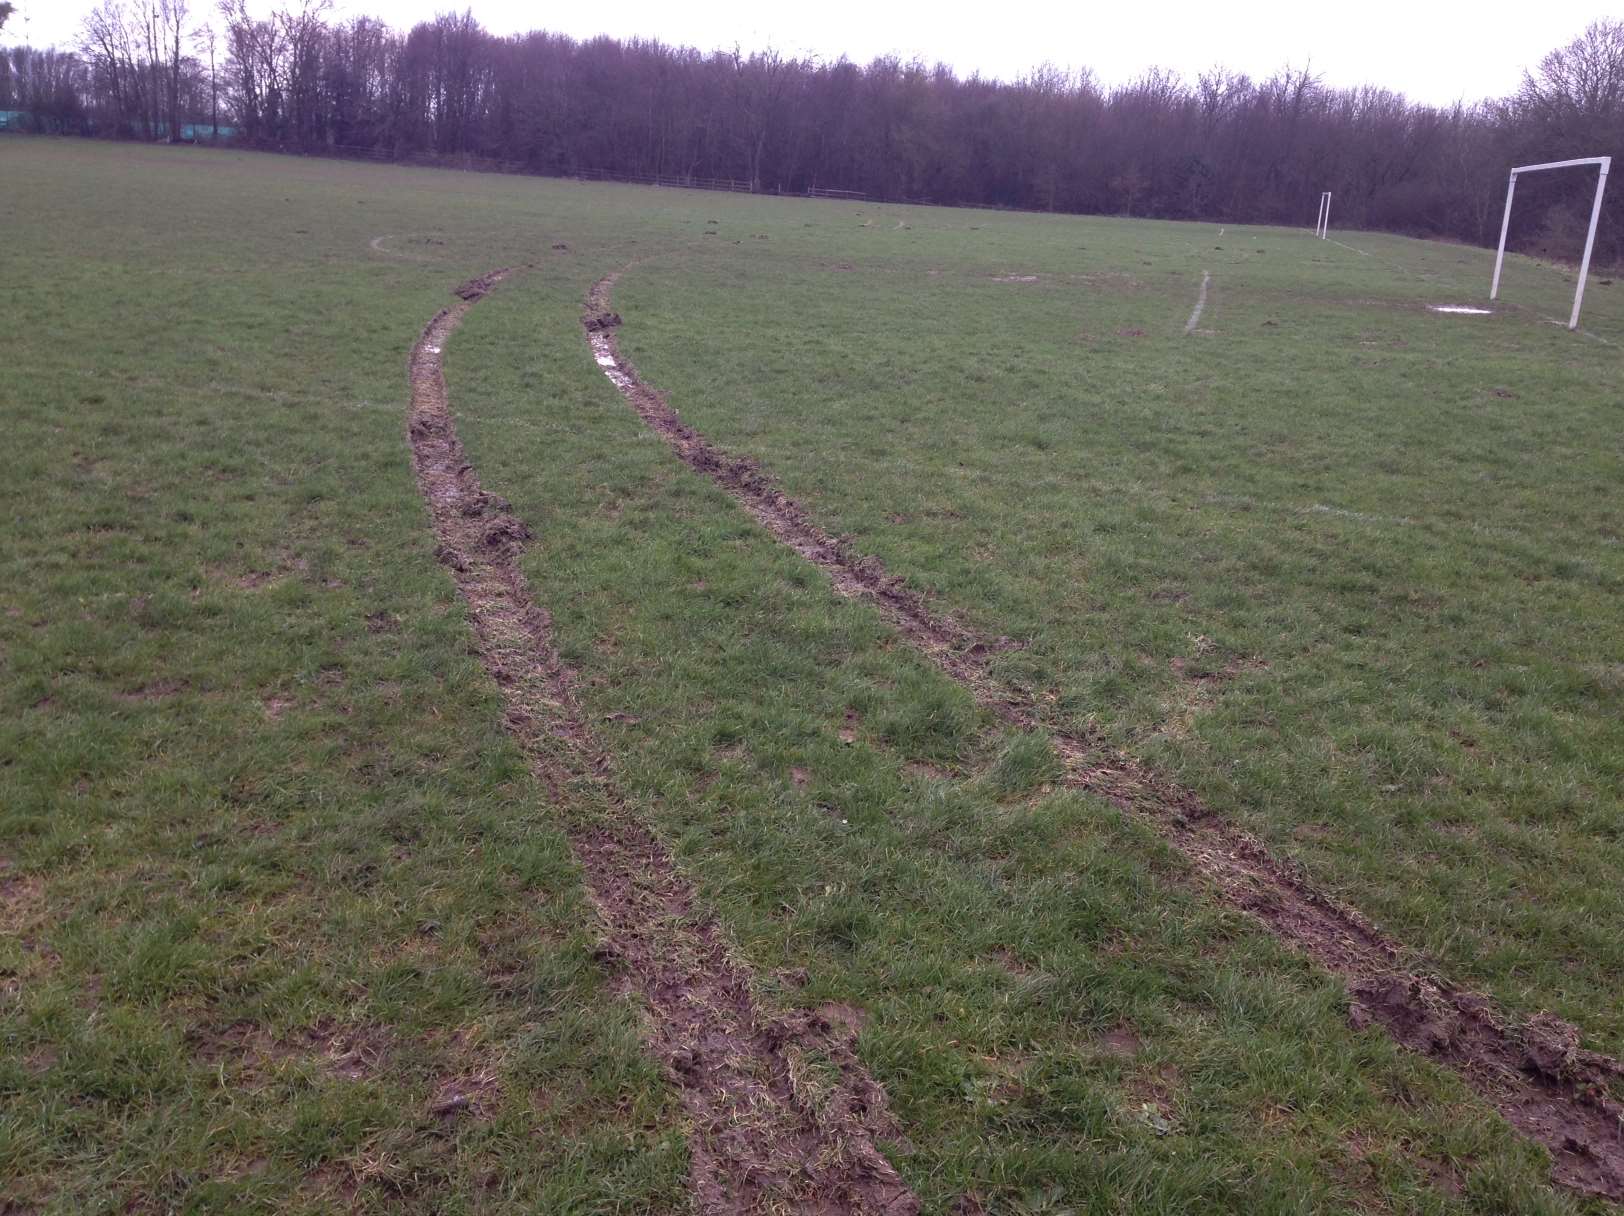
[7,0,1605,106]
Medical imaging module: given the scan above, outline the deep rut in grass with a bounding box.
[584,269,1624,1202]
[409,272,919,1216]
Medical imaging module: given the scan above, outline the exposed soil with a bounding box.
[1097,1025,1144,1059]
[114,678,188,702]
[188,1019,389,1088]
[429,1069,502,1121]
[1157,655,1268,741]
[409,271,918,1216]
[0,870,44,936]
[582,269,1624,1202]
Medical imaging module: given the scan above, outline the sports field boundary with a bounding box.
[581,264,1624,1202]
[407,271,919,1216]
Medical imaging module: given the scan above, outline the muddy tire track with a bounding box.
[584,269,1624,1202]
[409,272,919,1216]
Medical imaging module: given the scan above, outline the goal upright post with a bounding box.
[1489,155,1611,330]
[1573,159,1611,328]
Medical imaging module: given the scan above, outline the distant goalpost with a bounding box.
[1315,191,1331,239]
[1489,156,1611,330]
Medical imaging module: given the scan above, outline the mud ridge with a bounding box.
[583,269,1624,1201]
[409,271,918,1216]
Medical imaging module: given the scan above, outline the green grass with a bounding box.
[1,141,684,1214]
[605,211,1624,1059]
[4,138,1622,1214]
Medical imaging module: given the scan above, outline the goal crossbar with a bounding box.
[1489,155,1611,330]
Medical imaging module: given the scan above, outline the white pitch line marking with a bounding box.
[1184,270,1211,334]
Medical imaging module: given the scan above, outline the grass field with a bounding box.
[4,137,1623,1214]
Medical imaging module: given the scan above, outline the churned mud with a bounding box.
[582,269,1624,1201]
[408,272,918,1216]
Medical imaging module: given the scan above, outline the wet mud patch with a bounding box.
[1125,1065,1181,1137]
[189,1019,390,1088]
[114,678,188,703]
[200,550,321,594]
[1156,655,1268,740]
[315,1023,390,1081]
[409,272,917,1215]
[1346,1133,1468,1198]
[365,610,400,634]
[1095,1024,1144,1059]
[429,1069,502,1122]
[582,264,1624,1202]
[297,1161,363,1207]
[982,947,1036,978]
[262,693,296,721]
[0,869,45,937]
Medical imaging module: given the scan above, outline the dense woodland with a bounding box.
[2,2,1622,260]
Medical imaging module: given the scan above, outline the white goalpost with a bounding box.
[1315,191,1331,239]
[1489,156,1611,330]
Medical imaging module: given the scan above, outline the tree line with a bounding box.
[2,3,1621,260]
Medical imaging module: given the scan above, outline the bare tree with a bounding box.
[159,0,187,138]
[729,45,792,191]
[21,10,1624,261]
[81,1,144,135]
[192,20,217,137]
[1518,20,1624,128]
